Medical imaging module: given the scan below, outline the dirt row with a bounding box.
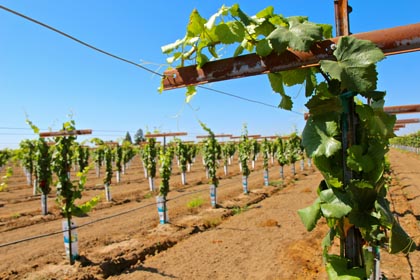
[1,149,419,279]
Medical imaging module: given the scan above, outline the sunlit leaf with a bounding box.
[267,72,293,110]
[267,20,323,53]
[320,36,385,93]
[298,198,322,231]
[256,39,272,56]
[187,9,206,37]
[185,86,197,103]
[302,115,341,158]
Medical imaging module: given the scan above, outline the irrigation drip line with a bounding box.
[0,185,209,248]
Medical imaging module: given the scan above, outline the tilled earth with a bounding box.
[0,149,419,279]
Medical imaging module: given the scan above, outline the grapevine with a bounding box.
[238,134,251,178]
[144,138,157,178]
[161,4,416,278]
[261,137,270,186]
[76,144,90,173]
[158,147,173,197]
[51,120,99,264]
[103,146,113,186]
[286,133,302,176]
[201,123,220,187]
[18,139,35,186]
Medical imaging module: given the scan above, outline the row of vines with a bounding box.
[0,120,310,264]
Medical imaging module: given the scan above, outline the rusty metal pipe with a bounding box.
[395,118,420,124]
[384,104,420,114]
[334,0,351,36]
[163,23,420,90]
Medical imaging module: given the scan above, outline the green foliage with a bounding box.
[18,139,35,178]
[238,133,251,177]
[34,138,52,195]
[320,37,385,93]
[390,130,420,148]
[286,133,302,164]
[103,146,113,185]
[0,149,12,168]
[134,128,145,144]
[261,138,270,170]
[143,138,157,178]
[158,147,172,197]
[76,144,90,172]
[122,141,135,166]
[92,144,105,169]
[174,139,189,173]
[124,131,133,144]
[51,120,97,218]
[200,123,220,187]
[114,144,123,172]
[232,205,249,215]
[161,4,331,107]
[162,4,416,278]
[0,166,13,191]
[187,196,204,209]
[275,137,288,166]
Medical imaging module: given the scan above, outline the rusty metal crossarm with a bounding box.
[145,132,188,138]
[162,23,420,90]
[395,118,420,124]
[39,129,92,138]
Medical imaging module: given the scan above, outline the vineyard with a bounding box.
[1,1,420,280]
[0,133,420,279]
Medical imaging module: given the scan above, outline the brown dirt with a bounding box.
[0,149,419,279]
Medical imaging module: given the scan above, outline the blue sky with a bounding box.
[0,1,419,148]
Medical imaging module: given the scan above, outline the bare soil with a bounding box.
[0,149,419,279]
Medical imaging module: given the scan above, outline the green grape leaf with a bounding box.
[297,197,322,231]
[357,105,396,138]
[256,6,274,18]
[187,9,206,37]
[389,222,417,254]
[267,20,323,53]
[302,115,341,158]
[305,69,317,97]
[348,210,378,228]
[185,86,197,103]
[268,14,288,27]
[267,72,293,110]
[215,22,245,44]
[317,23,333,39]
[234,44,245,57]
[326,254,367,279]
[305,95,342,116]
[346,145,375,173]
[322,228,336,250]
[26,119,40,134]
[254,20,275,37]
[319,189,352,219]
[282,69,307,86]
[230,4,254,26]
[320,36,385,93]
[196,52,209,68]
[375,196,394,228]
[256,39,272,57]
[360,90,386,101]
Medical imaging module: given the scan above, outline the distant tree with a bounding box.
[124,131,133,144]
[134,128,145,144]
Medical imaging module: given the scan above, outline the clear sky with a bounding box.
[0,1,419,149]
